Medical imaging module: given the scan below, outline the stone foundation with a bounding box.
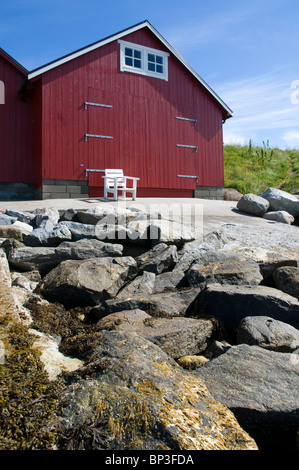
[39,179,89,199]
[194,185,224,200]
[0,183,35,201]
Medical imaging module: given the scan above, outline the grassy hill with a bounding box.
[223,141,299,195]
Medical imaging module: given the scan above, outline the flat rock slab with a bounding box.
[197,344,299,449]
[95,309,215,358]
[186,251,263,286]
[89,287,202,321]
[3,238,123,275]
[54,330,257,450]
[189,283,299,330]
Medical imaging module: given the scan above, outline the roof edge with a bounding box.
[0,47,28,75]
[27,20,233,118]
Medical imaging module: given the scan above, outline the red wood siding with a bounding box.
[37,28,225,194]
[0,51,33,183]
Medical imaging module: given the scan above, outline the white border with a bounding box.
[119,40,168,81]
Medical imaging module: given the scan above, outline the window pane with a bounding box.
[134,50,141,59]
[148,53,155,63]
[156,55,163,64]
[134,59,142,68]
[125,57,133,66]
[148,62,155,71]
[125,47,133,57]
[156,65,163,74]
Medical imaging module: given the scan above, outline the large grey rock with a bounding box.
[77,206,136,225]
[12,220,33,236]
[153,270,188,293]
[149,219,195,247]
[273,266,299,299]
[263,210,295,224]
[220,222,299,264]
[59,221,97,240]
[136,243,178,274]
[236,316,299,352]
[116,271,156,298]
[95,309,215,359]
[5,209,35,224]
[0,225,23,241]
[3,238,123,275]
[197,345,299,449]
[259,259,298,285]
[34,207,60,228]
[24,227,52,246]
[258,188,299,217]
[237,193,270,216]
[188,283,299,330]
[186,251,263,286]
[53,330,257,450]
[38,256,137,306]
[0,213,17,225]
[89,287,202,321]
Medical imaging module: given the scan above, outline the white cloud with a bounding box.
[282,130,299,147]
[218,71,299,149]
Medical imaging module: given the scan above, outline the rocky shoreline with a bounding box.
[0,191,298,450]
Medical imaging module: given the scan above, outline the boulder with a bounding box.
[95,224,137,243]
[177,355,210,370]
[37,256,138,306]
[89,287,202,321]
[136,243,178,274]
[77,206,136,225]
[259,259,298,285]
[0,225,23,242]
[258,188,299,217]
[153,270,188,293]
[95,309,215,359]
[12,220,33,236]
[237,193,270,216]
[223,188,243,201]
[236,316,299,352]
[59,208,79,222]
[188,283,299,330]
[53,330,257,450]
[186,252,263,286]
[197,344,299,449]
[3,238,124,275]
[263,210,295,224]
[116,271,156,299]
[5,209,35,224]
[34,207,60,227]
[0,213,17,225]
[24,227,52,246]
[24,223,73,247]
[220,222,299,263]
[59,221,97,240]
[272,266,299,299]
[149,219,195,247]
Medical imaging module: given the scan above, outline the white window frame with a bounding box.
[119,40,169,81]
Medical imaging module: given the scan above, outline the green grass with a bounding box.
[224,141,299,194]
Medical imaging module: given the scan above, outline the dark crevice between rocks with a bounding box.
[230,408,299,451]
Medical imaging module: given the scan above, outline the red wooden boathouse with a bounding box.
[0,20,233,200]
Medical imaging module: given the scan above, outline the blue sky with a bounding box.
[1,0,299,149]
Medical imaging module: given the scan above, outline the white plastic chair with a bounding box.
[103,169,139,201]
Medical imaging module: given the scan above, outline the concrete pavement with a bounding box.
[0,196,283,236]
